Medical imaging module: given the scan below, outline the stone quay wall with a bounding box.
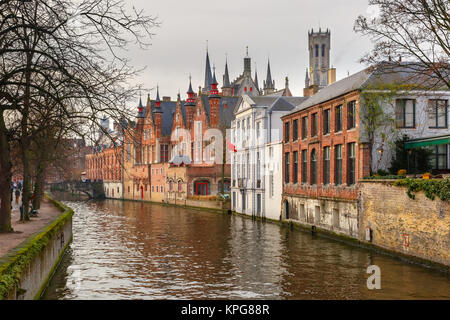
[358,180,449,267]
[0,195,73,300]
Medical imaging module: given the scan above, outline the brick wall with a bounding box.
[359,180,450,266]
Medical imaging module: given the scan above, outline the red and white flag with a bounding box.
[226,138,237,152]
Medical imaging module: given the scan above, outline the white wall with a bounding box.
[104,182,123,199]
[367,92,450,173]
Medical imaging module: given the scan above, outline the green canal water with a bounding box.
[42,196,450,299]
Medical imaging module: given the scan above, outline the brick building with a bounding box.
[281,63,449,238]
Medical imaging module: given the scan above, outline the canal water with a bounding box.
[42,197,450,300]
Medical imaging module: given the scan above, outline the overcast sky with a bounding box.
[126,0,375,102]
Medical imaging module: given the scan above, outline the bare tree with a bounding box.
[0,0,158,231]
[354,0,449,89]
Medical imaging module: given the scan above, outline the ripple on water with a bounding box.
[42,198,450,300]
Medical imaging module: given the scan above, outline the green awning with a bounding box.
[405,135,450,149]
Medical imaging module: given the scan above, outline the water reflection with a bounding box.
[43,196,450,300]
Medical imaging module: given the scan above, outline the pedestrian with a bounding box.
[15,189,20,204]
[19,199,24,221]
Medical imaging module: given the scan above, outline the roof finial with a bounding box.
[206,40,208,53]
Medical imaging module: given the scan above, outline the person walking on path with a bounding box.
[15,189,20,204]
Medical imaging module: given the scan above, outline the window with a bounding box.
[323,109,330,135]
[285,122,290,143]
[269,171,274,197]
[285,153,290,183]
[321,44,325,57]
[395,99,415,128]
[156,186,158,192]
[348,143,356,185]
[178,180,182,192]
[161,186,164,192]
[152,186,154,192]
[311,149,317,185]
[428,100,447,128]
[311,113,318,137]
[256,152,261,186]
[335,145,343,185]
[293,119,298,141]
[428,144,448,170]
[347,101,356,129]
[246,153,250,179]
[161,144,169,162]
[323,146,330,185]
[335,105,343,132]
[315,44,319,57]
[256,122,260,138]
[302,116,308,139]
[301,150,307,183]
[169,181,173,191]
[293,151,298,184]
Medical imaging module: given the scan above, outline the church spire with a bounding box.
[204,46,213,93]
[265,59,273,87]
[209,66,219,97]
[186,75,196,106]
[254,64,259,91]
[223,57,231,88]
[155,85,161,108]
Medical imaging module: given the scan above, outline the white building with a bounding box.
[231,95,306,220]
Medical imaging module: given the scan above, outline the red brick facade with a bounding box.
[281,90,370,201]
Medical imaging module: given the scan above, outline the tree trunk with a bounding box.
[33,161,45,210]
[0,111,13,232]
[21,53,32,221]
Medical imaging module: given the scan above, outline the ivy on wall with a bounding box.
[393,178,450,201]
[0,195,73,300]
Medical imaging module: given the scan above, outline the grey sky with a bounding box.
[127,0,374,102]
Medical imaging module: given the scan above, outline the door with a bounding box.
[257,194,261,215]
[141,186,144,199]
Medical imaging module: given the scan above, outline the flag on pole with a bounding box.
[226,138,237,152]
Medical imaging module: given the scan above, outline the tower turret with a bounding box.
[308,28,331,88]
[209,67,221,127]
[263,59,275,95]
[203,47,213,94]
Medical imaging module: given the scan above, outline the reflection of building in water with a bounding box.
[226,217,285,298]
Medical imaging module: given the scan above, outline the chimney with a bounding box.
[303,84,319,97]
[328,68,336,85]
[162,96,171,102]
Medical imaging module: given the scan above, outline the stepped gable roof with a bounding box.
[147,100,187,136]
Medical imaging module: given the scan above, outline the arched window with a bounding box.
[178,180,182,192]
[311,149,317,185]
[169,180,174,191]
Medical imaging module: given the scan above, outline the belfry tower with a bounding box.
[308,28,330,89]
